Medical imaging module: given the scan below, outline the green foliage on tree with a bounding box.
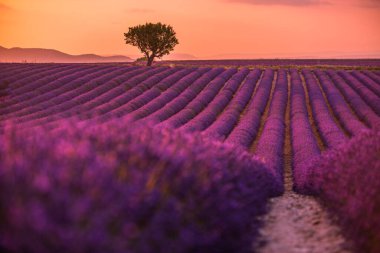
[124,22,179,66]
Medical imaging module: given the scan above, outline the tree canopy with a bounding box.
[124,22,179,66]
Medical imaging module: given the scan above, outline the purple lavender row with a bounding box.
[0,64,63,86]
[326,70,380,128]
[302,70,348,148]
[254,69,287,191]
[202,69,262,140]
[0,64,72,102]
[85,67,171,118]
[98,68,191,119]
[351,71,380,97]
[91,67,181,122]
[8,66,129,123]
[0,63,30,76]
[0,64,77,109]
[181,68,250,133]
[313,70,367,136]
[290,69,321,193]
[0,118,278,253]
[305,129,380,253]
[0,65,110,116]
[338,70,380,115]
[362,70,380,85]
[14,66,154,127]
[61,66,153,116]
[12,65,92,97]
[10,65,81,95]
[5,65,75,95]
[159,68,237,129]
[0,64,52,83]
[16,67,171,126]
[9,65,109,100]
[130,68,210,121]
[0,63,26,72]
[0,65,101,113]
[8,68,131,122]
[143,68,224,124]
[225,69,274,148]
[72,67,182,119]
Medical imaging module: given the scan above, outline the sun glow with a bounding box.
[0,0,379,59]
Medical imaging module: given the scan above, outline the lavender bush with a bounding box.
[304,128,380,253]
[0,118,278,253]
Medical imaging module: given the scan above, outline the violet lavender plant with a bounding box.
[304,128,380,253]
[0,118,278,253]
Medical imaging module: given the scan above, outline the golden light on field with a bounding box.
[0,0,379,58]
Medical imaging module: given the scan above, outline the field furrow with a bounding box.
[302,70,348,148]
[129,68,206,120]
[203,69,262,140]
[181,68,250,133]
[143,68,224,124]
[338,71,380,114]
[326,70,380,128]
[314,70,367,136]
[159,68,237,128]
[225,69,275,148]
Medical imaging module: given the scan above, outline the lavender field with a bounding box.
[0,63,379,253]
[157,59,380,69]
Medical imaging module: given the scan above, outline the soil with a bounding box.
[253,192,353,253]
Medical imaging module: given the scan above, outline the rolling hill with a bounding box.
[0,46,133,63]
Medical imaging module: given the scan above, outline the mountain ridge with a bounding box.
[0,46,133,63]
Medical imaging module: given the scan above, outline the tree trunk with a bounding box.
[147,56,154,66]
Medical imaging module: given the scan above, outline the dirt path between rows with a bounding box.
[253,144,352,252]
[254,191,353,253]
[252,71,353,253]
[254,145,353,252]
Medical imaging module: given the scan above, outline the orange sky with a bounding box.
[0,0,379,59]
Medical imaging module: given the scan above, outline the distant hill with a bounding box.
[0,46,133,63]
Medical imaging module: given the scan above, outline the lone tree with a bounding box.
[124,22,179,66]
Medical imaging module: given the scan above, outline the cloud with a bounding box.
[226,0,331,6]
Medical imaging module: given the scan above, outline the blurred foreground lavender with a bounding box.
[303,128,380,253]
[0,118,278,253]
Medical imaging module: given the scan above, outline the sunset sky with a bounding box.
[0,0,379,59]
